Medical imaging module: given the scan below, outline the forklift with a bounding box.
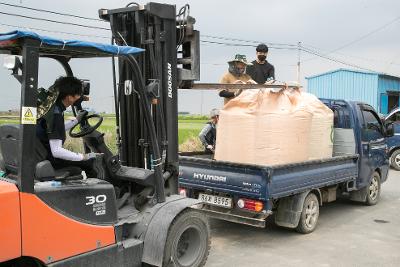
[0,2,209,267]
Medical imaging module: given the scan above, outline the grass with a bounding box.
[178,119,206,152]
[0,115,207,153]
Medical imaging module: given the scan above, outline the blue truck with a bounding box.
[384,109,400,170]
[178,99,396,234]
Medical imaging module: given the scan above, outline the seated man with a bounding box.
[199,109,219,153]
[36,76,99,177]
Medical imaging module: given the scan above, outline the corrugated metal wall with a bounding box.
[378,76,400,93]
[307,70,379,110]
[378,76,400,114]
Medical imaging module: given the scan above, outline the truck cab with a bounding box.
[383,108,400,170]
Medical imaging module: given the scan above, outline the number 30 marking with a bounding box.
[85,195,107,205]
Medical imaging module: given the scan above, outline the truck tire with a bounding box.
[365,172,381,206]
[163,209,210,267]
[390,149,400,171]
[296,193,319,234]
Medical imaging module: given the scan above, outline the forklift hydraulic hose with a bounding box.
[123,54,166,203]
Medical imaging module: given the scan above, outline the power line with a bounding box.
[0,11,110,31]
[302,15,400,63]
[301,46,379,73]
[0,1,298,49]
[0,22,376,72]
[384,51,400,73]
[302,42,400,66]
[0,21,293,52]
[0,1,105,22]
[0,22,110,39]
[201,34,297,47]
[329,15,400,53]
[200,40,298,50]
[0,2,394,74]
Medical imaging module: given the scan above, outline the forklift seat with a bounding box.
[0,124,82,181]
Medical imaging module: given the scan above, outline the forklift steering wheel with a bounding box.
[69,113,103,138]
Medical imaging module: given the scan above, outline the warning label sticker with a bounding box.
[21,106,37,125]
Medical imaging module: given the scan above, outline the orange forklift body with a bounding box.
[0,181,21,262]
[20,192,116,263]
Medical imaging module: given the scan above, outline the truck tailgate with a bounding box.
[179,156,268,200]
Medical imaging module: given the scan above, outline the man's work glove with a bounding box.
[234,89,243,97]
[206,145,214,151]
[83,152,103,160]
[76,110,88,123]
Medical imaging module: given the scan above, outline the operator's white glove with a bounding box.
[206,145,214,151]
[83,152,102,160]
[265,79,275,85]
[234,89,243,97]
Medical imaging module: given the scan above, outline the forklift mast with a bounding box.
[99,3,200,188]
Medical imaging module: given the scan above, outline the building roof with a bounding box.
[306,68,400,81]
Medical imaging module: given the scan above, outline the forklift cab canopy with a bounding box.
[0,30,144,57]
[0,30,145,194]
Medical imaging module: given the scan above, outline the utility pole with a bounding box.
[297,41,302,86]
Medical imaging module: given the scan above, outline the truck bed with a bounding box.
[179,154,359,201]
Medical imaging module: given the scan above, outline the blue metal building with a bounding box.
[306,68,400,114]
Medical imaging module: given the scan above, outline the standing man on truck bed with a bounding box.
[219,54,255,104]
[246,43,275,84]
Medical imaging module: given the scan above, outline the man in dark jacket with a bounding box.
[199,109,219,153]
[246,43,275,84]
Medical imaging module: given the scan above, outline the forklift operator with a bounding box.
[36,76,99,177]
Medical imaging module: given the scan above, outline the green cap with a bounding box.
[228,54,252,65]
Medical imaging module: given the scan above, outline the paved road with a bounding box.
[205,170,400,267]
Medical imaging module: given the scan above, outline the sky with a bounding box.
[0,0,399,114]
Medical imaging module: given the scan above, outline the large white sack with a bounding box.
[215,88,313,165]
[300,92,334,159]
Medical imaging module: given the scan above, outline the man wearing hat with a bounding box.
[199,108,219,153]
[246,43,275,84]
[219,54,255,104]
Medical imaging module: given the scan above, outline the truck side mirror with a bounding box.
[385,122,394,137]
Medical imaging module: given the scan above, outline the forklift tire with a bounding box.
[390,149,400,171]
[163,209,210,267]
[365,172,381,206]
[295,193,319,234]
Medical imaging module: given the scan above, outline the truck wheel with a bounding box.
[365,172,381,206]
[296,193,319,234]
[163,209,210,267]
[390,149,400,171]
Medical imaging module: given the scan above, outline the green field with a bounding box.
[178,119,206,144]
[0,116,207,152]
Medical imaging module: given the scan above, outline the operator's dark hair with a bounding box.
[256,43,269,53]
[54,76,83,100]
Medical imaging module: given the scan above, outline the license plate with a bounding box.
[198,193,232,208]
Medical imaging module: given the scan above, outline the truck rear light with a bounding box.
[178,188,187,197]
[237,198,264,212]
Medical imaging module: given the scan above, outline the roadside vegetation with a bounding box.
[0,114,206,153]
